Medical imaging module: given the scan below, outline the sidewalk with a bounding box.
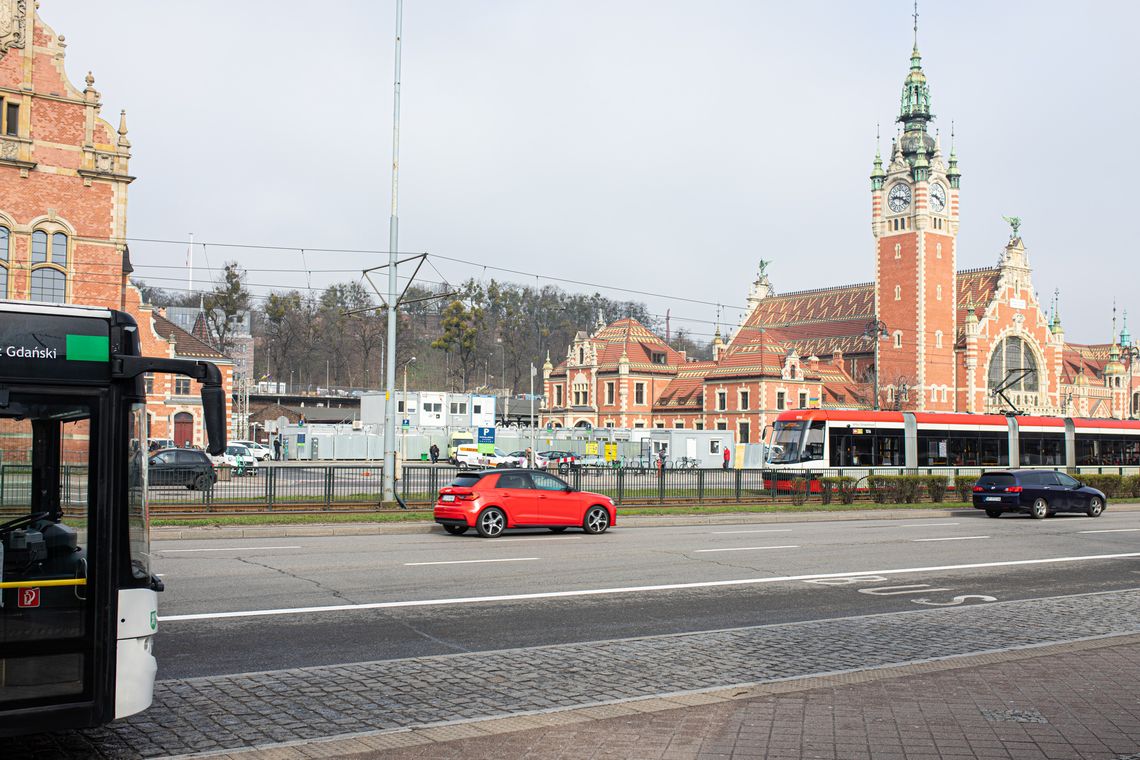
[226,634,1140,760]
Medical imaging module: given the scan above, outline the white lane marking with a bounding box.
[859,584,950,596]
[913,595,997,607]
[900,522,960,527]
[1078,528,1140,534]
[913,536,989,542]
[159,551,1140,623]
[710,529,794,535]
[157,546,303,553]
[694,545,800,553]
[404,558,539,566]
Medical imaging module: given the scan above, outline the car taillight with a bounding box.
[972,486,984,492]
[458,493,478,501]
[1005,486,1022,493]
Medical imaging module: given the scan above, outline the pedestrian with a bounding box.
[525,447,534,469]
[273,436,281,461]
[429,443,439,464]
[722,445,731,470]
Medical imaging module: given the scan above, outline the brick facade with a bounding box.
[0,4,233,446]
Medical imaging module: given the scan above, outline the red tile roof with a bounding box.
[152,314,227,360]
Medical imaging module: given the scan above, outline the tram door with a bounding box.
[0,393,99,721]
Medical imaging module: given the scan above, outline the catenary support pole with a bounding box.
[382,0,403,503]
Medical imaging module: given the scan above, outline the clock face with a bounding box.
[930,182,946,212]
[887,183,912,213]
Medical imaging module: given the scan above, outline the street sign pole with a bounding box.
[530,363,536,464]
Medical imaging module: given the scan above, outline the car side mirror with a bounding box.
[563,486,573,493]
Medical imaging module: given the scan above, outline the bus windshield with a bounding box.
[0,394,95,707]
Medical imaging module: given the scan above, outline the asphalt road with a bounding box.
[152,509,1140,679]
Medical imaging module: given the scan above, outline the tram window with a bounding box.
[1076,434,1140,466]
[920,430,1008,467]
[802,421,825,461]
[829,427,902,466]
[1020,433,1064,466]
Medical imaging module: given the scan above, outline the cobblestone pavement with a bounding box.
[6,589,1140,759]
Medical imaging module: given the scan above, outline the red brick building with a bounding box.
[543,41,1137,434]
[0,3,232,445]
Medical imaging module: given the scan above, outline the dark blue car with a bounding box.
[972,470,1106,519]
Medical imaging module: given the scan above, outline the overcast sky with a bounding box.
[40,1,1139,345]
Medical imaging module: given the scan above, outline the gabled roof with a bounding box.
[552,317,687,376]
[152,314,228,360]
[1061,344,1110,383]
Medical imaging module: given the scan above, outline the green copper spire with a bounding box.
[946,121,961,188]
[913,133,930,182]
[896,4,935,163]
[1122,309,1132,348]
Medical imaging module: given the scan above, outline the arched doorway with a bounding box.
[173,412,194,448]
[574,420,592,428]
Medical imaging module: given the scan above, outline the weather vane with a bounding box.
[757,259,771,277]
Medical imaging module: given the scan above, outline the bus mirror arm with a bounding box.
[112,356,228,456]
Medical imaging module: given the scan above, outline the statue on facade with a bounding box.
[1001,215,1022,240]
[757,259,771,277]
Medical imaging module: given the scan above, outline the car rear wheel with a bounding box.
[548,526,567,533]
[476,507,506,538]
[443,524,469,535]
[192,473,214,491]
[1030,497,1049,519]
[985,508,1002,518]
[1087,496,1104,517]
[582,506,610,535]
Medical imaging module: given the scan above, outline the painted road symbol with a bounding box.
[18,588,40,608]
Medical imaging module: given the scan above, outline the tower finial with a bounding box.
[913,0,919,48]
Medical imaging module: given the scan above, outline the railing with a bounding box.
[2,463,1137,515]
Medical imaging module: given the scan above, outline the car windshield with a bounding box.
[227,446,249,456]
[977,473,1016,487]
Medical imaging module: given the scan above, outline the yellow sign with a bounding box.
[604,442,618,462]
[585,441,599,455]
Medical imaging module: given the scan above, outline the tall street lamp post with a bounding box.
[401,356,416,463]
[864,319,889,411]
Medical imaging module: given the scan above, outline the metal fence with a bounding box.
[3,463,1136,515]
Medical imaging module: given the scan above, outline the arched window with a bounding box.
[30,229,68,303]
[894,243,901,259]
[0,225,8,297]
[936,242,942,259]
[894,285,901,301]
[893,331,902,348]
[935,330,943,348]
[578,346,584,364]
[936,284,943,301]
[987,336,1038,393]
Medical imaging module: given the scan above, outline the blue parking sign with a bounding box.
[477,426,495,454]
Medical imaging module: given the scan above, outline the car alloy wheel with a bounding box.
[476,507,506,538]
[985,508,1002,518]
[192,473,213,491]
[443,524,469,535]
[583,506,610,535]
[1031,497,1049,519]
[1087,496,1104,518]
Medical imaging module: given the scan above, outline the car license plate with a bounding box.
[984,496,1001,502]
[441,494,455,502]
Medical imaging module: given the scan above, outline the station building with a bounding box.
[543,40,1137,440]
[0,3,233,446]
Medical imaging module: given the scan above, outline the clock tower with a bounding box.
[871,41,960,411]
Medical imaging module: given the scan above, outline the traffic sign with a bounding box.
[477,426,496,454]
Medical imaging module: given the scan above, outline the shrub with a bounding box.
[789,478,808,506]
[955,479,975,502]
[924,475,949,503]
[1123,474,1140,499]
[822,476,858,505]
[868,475,895,504]
[896,475,924,504]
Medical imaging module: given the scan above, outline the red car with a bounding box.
[434,469,616,538]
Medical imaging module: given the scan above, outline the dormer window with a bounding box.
[651,352,667,364]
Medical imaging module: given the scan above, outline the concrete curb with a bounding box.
[151,501,1140,541]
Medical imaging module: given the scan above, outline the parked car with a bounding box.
[148,448,217,490]
[434,469,616,538]
[220,444,259,475]
[972,470,1106,519]
[577,453,606,468]
[454,444,514,469]
[538,450,578,473]
[447,431,475,463]
[147,438,176,452]
[233,439,273,461]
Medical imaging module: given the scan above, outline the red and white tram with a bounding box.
[766,409,1140,470]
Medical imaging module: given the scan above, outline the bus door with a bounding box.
[0,391,105,730]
